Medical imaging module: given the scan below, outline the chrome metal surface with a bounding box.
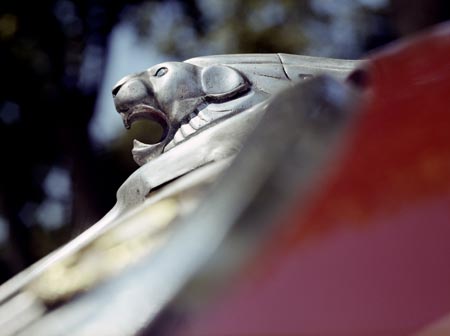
[112,54,360,217]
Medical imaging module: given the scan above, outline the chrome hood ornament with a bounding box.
[110,54,361,217]
[113,54,359,166]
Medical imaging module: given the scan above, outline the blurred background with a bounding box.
[0,0,448,282]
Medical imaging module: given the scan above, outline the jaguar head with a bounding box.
[112,54,359,166]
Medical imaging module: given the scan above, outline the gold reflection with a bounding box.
[28,198,179,303]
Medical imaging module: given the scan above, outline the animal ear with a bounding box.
[201,65,248,99]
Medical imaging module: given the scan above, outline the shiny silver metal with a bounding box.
[113,54,358,166]
[112,54,360,216]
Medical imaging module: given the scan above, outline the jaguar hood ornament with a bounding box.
[113,54,360,166]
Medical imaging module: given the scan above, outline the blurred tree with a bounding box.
[0,0,139,281]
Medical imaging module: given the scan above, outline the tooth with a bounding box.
[189,116,207,130]
[165,140,175,151]
[197,110,211,122]
[180,124,196,137]
[132,140,166,166]
[174,131,184,144]
[133,139,147,148]
[121,113,131,129]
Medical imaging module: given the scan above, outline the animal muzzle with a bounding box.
[112,76,165,129]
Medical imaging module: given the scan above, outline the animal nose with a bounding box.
[112,82,122,97]
[112,74,134,98]
[112,77,150,113]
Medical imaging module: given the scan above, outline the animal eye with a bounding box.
[154,67,168,77]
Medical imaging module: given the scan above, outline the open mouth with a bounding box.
[122,104,169,132]
[125,102,230,166]
[123,86,253,166]
[123,103,210,166]
[121,104,172,166]
[126,106,211,166]
[125,91,254,166]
